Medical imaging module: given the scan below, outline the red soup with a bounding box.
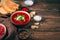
[0,24,6,39]
[11,11,30,25]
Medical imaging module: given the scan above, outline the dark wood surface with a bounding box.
[0,0,60,40]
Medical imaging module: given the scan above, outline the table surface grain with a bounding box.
[0,0,60,40]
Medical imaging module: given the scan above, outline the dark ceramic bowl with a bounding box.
[17,29,30,40]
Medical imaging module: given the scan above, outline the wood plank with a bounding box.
[30,32,60,40]
[0,0,60,40]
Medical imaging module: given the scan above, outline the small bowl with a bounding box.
[33,15,42,22]
[21,7,29,12]
[0,23,6,40]
[10,11,31,25]
[17,29,30,40]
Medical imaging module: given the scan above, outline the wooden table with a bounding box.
[0,0,60,40]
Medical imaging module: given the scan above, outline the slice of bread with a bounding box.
[0,0,19,15]
[0,7,8,14]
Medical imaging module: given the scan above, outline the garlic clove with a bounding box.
[31,25,39,29]
[30,11,36,17]
[34,22,40,26]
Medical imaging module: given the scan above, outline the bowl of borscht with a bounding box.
[10,11,31,25]
[0,23,6,40]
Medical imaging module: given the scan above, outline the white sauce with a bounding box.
[33,15,42,21]
[24,0,34,6]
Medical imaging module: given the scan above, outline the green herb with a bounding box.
[16,16,25,21]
